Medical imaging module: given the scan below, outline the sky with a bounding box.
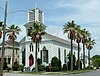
[0,0,100,57]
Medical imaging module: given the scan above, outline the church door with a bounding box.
[29,54,34,67]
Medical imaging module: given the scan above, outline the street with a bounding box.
[3,70,100,76]
[64,70,100,76]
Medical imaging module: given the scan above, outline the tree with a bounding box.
[27,21,46,72]
[92,55,100,59]
[92,55,100,67]
[6,24,21,67]
[63,20,77,71]
[67,52,76,70]
[81,29,90,69]
[92,58,100,68]
[75,25,82,70]
[86,37,95,69]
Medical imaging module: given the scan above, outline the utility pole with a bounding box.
[0,0,8,76]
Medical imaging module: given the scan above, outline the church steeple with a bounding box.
[25,0,44,36]
[27,0,44,23]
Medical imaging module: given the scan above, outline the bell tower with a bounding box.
[27,8,44,24]
[25,0,44,35]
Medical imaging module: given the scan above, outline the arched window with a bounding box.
[30,43,33,52]
[30,44,31,52]
[31,44,33,52]
[42,46,48,63]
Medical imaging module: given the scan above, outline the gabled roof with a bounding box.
[20,33,77,48]
[5,40,19,47]
[42,33,77,48]
[19,36,26,43]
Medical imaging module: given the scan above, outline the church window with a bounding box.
[31,44,33,51]
[16,49,17,55]
[39,10,42,22]
[30,43,33,52]
[8,58,11,64]
[42,46,48,63]
[30,44,31,52]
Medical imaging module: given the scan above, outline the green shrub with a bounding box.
[38,65,45,71]
[18,65,24,71]
[51,57,62,71]
[51,66,59,72]
[12,64,19,71]
[6,67,10,72]
[45,66,50,72]
[3,62,8,70]
[85,66,93,70]
[37,58,42,65]
[63,64,67,71]
[51,57,59,67]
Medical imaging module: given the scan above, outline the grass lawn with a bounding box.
[18,69,92,75]
[3,69,93,75]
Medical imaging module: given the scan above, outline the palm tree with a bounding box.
[75,25,82,70]
[63,20,77,71]
[27,21,46,72]
[81,29,90,69]
[6,24,21,67]
[86,37,95,69]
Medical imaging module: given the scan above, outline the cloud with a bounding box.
[46,0,100,26]
[45,0,100,57]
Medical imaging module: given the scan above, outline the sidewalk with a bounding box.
[42,72,69,75]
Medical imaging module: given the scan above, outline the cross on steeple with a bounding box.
[35,0,38,9]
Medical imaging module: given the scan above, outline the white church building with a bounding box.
[19,8,81,71]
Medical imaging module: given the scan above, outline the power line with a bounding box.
[7,10,28,14]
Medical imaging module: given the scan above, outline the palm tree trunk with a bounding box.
[78,42,80,70]
[88,50,90,69]
[12,40,14,69]
[83,42,85,69]
[35,42,38,72]
[71,39,73,71]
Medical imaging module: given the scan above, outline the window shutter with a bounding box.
[64,49,66,63]
[46,50,48,63]
[58,48,60,60]
[41,50,42,63]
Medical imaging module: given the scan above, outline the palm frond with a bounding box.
[6,24,21,40]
